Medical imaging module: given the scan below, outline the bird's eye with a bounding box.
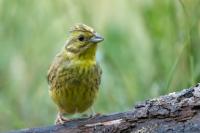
[78,35,85,42]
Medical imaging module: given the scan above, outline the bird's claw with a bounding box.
[55,113,69,124]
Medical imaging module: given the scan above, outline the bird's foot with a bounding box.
[89,107,101,118]
[55,113,69,125]
[89,112,101,118]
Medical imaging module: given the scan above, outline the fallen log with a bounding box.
[9,83,200,133]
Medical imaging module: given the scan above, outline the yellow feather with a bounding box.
[47,24,103,120]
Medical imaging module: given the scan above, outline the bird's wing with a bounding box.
[47,53,67,87]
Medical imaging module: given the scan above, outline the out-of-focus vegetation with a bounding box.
[0,0,200,131]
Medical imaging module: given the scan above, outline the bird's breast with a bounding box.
[49,59,101,114]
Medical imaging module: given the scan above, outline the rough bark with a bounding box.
[9,83,200,133]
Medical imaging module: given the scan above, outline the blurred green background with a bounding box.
[0,0,200,131]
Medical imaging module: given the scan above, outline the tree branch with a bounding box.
[9,83,200,133]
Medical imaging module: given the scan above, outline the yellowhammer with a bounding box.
[47,24,104,124]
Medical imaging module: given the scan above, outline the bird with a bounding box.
[47,24,104,124]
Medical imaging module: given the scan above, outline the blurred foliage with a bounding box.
[0,0,200,131]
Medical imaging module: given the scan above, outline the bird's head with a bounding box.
[65,24,104,60]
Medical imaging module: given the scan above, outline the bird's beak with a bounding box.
[89,33,104,43]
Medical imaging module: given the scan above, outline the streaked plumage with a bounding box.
[47,24,103,123]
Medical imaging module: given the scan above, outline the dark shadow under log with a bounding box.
[9,83,200,133]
